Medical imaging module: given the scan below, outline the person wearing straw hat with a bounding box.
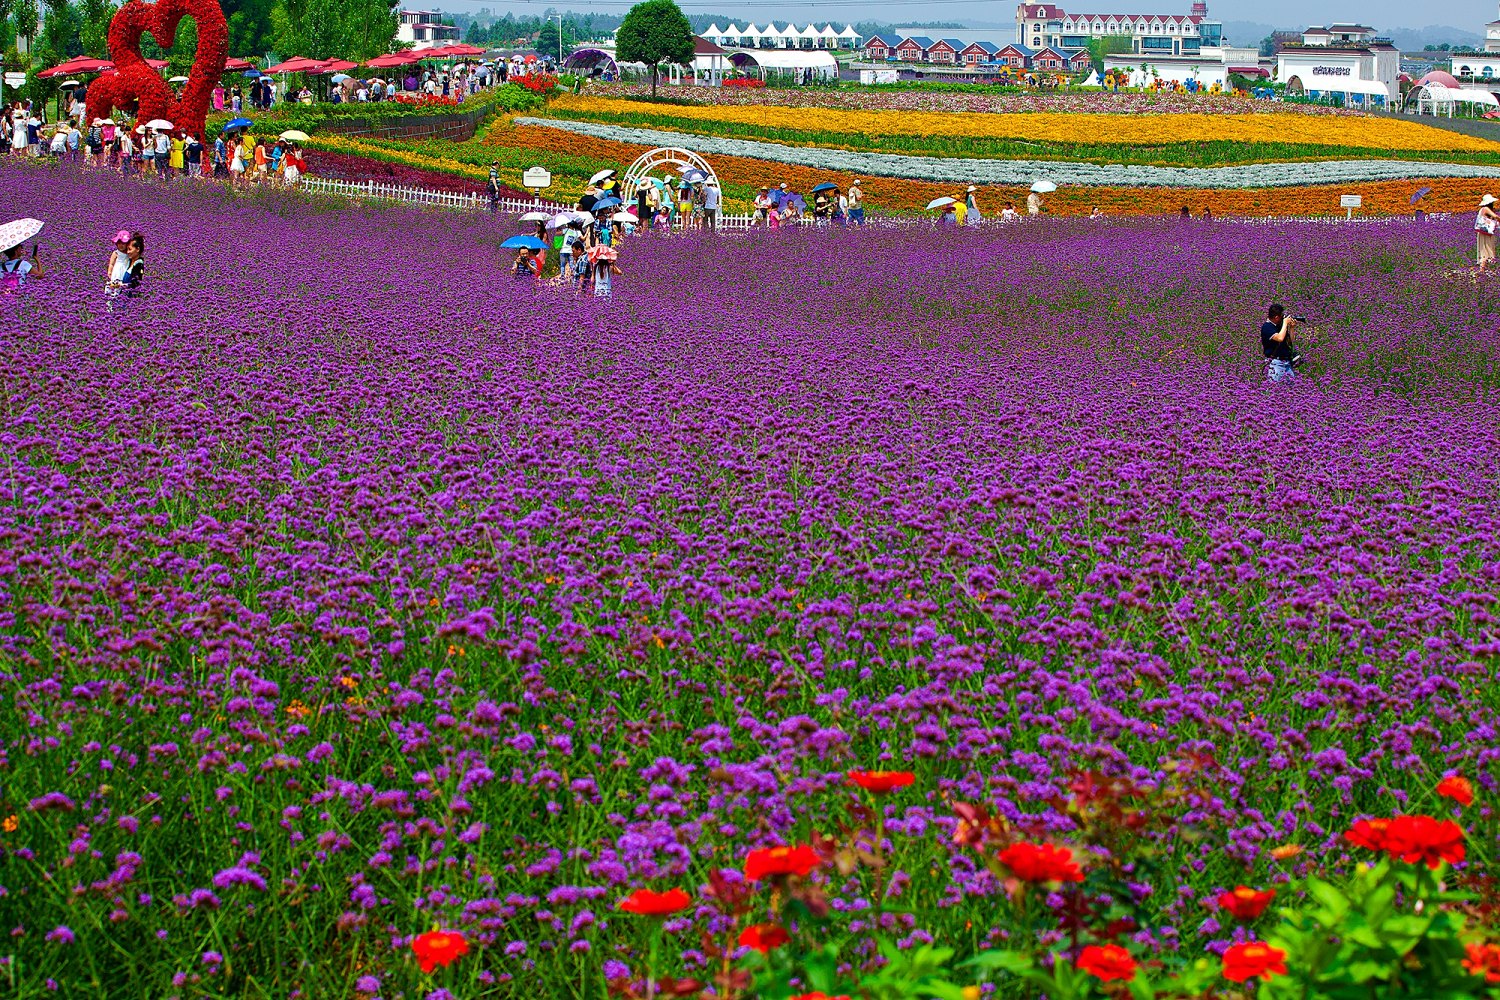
[0,218,46,292]
[1476,195,1498,272]
[965,185,982,226]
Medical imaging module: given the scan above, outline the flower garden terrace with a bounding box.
[3,169,1500,997]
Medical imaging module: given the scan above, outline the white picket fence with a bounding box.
[298,176,1453,229]
[302,176,570,214]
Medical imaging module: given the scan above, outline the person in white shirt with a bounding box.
[49,128,67,157]
[1026,191,1042,216]
[1000,202,1017,221]
[154,129,171,180]
[753,187,772,226]
[846,180,864,225]
[701,181,721,231]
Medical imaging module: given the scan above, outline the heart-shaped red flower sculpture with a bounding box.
[86,0,227,139]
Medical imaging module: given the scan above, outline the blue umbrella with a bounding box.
[223,117,254,132]
[242,69,262,78]
[810,182,839,193]
[1410,186,1432,204]
[501,235,548,250]
[592,196,622,210]
[785,194,806,212]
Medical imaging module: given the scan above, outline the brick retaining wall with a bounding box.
[315,102,500,142]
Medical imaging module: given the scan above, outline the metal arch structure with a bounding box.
[619,147,719,205]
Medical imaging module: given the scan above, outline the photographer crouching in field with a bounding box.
[1260,303,1303,383]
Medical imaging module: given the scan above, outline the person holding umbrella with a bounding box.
[1477,194,1499,271]
[587,244,621,298]
[0,218,46,292]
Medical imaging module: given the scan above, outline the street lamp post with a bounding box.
[549,13,563,67]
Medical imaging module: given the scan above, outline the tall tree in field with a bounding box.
[78,0,115,56]
[614,0,692,97]
[13,0,38,55]
[224,0,276,56]
[344,0,398,61]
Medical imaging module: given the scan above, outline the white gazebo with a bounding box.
[1412,82,1500,116]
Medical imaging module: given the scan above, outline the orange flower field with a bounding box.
[486,123,1496,217]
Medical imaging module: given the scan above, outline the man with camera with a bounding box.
[1260,303,1303,383]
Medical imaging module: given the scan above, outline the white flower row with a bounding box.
[517,117,1500,189]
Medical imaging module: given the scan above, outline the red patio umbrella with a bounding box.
[315,59,358,74]
[145,58,169,70]
[428,43,485,57]
[225,57,257,71]
[38,56,114,78]
[264,56,325,74]
[366,51,423,68]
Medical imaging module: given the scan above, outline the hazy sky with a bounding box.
[451,0,1497,31]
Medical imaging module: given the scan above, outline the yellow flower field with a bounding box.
[547,95,1500,153]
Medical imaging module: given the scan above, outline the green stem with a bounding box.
[646,922,661,1000]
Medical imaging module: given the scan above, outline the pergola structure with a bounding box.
[1409,82,1500,116]
[619,147,720,207]
[725,49,839,82]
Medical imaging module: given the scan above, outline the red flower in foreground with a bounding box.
[848,770,916,794]
[1384,814,1465,869]
[618,888,692,916]
[744,844,821,881]
[1437,775,1475,807]
[790,994,851,1000]
[738,922,790,954]
[1464,942,1500,984]
[997,841,1084,883]
[1217,886,1275,921]
[1222,942,1288,983]
[411,930,469,973]
[1344,817,1392,852]
[1076,943,1137,982]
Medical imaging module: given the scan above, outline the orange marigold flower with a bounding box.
[1075,943,1137,982]
[1384,814,1465,869]
[411,930,469,973]
[1,815,17,833]
[738,922,790,953]
[618,887,692,916]
[997,841,1084,883]
[1217,886,1275,921]
[847,770,916,794]
[1344,817,1393,852]
[744,843,822,881]
[1268,843,1303,861]
[1222,941,1288,983]
[1437,775,1475,807]
[1463,942,1500,984]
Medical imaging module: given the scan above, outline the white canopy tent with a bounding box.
[1411,82,1500,116]
[728,49,839,80]
[1287,74,1392,106]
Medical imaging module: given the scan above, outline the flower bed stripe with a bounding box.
[516,118,1500,189]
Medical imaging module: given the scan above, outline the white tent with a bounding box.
[702,23,724,43]
[837,25,861,47]
[798,24,823,48]
[818,24,840,48]
[723,23,745,45]
[740,23,763,47]
[728,49,839,80]
[1296,75,1392,104]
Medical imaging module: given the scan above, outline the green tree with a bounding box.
[78,0,113,57]
[1083,34,1131,73]
[13,0,38,55]
[343,0,397,60]
[536,16,577,62]
[614,0,693,97]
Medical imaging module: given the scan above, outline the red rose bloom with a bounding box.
[744,844,821,881]
[619,887,693,915]
[1383,814,1465,869]
[1464,942,1500,984]
[848,770,916,794]
[1076,943,1137,982]
[411,930,469,973]
[997,841,1084,883]
[738,923,790,954]
[1437,775,1475,807]
[1344,817,1392,852]
[1222,941,1288,983]
[1217,886,1275,921]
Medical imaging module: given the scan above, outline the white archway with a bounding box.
[620,147,720,205]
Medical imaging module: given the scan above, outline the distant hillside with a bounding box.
[1383,25,1483,50]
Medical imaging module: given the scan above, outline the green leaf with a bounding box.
[1306,877,1350,921]
[963,950,1035,975]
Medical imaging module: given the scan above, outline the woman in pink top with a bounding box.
[213,85,225,112]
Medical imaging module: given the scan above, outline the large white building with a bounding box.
[1015,0,1223,57]
[1449,3,1500,82]
[1102,45,1262,87]
[397,10,461,49]
[1276,29,1399,105]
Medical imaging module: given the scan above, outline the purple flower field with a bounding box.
[2,166,1499,997]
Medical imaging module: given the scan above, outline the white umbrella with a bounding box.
[569,210,595,224]
[147,118,173,130]
[169,75,189,84]
[545,213,573,229]
[1030,180,1057,194]
[613,211,639,224]
[519,210,553,223]
[60,79,81,88]
[279,129,310,141]
[0,217,44,254]
[589,168,617,184]
[925,197,955,210]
